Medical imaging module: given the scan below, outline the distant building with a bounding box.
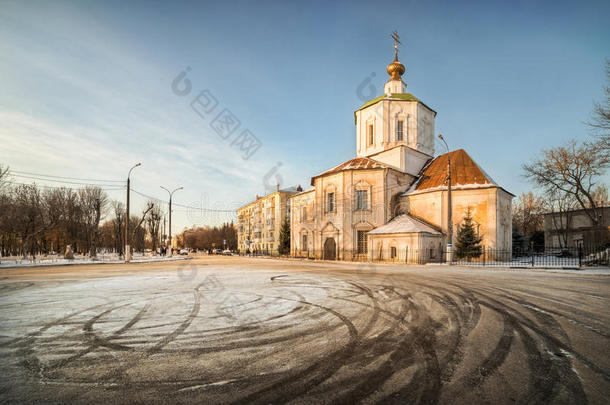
[171,236,180,249]
[544,206,610,249]
[236,187,300,254]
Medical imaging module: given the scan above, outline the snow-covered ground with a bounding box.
[0,253,190,268]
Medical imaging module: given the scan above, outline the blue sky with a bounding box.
[1,0,608,232]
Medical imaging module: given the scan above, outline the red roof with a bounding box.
[311,157,392,184]
[409,149,496,193]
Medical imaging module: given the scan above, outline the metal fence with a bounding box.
[240,248,446,265]
[453,246,609,268]
[237,245,609,268]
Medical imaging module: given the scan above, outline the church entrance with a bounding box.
[323,237,336,260]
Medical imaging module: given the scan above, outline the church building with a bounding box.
[289,36,513,263]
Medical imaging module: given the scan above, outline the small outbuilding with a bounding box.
[367,214,443,263]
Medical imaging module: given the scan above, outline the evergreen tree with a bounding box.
[454,207,483,260]
[278,219,290,255]
[530,230,545,252]
[512,230,527,256]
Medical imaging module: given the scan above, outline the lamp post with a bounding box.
[161,214,166,252]
[161,186,183,256]
[438,134,452,264]
[125,163,141,262]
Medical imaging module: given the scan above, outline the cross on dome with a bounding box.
[387,31,405,81]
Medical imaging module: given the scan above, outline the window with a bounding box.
[357,230,368,254]
[356,190,368,210]
[368,124,374,146]
[390,246,397,259]
[302,234,308,252]
[327,192,335,212]
[396,120,404,141]
[301,206,307,221]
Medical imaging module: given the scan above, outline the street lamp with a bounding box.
[125,162,141,262]
[438,134,452,264]
[161,186,183,256]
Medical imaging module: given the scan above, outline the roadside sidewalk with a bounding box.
[0,255,192,269]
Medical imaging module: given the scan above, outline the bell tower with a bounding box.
[354,32,437,176]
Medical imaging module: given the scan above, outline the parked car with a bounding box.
[222,249,233,255]
[179,249,189,255]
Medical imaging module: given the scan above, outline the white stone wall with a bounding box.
[368,232,442,263]
[402,187,513,250]
[416,103,435,156]
[356,98,435,171]
[290,168,412,260]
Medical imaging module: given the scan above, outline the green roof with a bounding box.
[354,93,436,124]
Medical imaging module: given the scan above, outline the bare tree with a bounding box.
[586,60,610,152]
[591,184,608,207]
[57,188,83,253]
[44,187,72,253]
[523,139,609,226]
[179,223,238,251]
[78,187,108,257]
[98,220,115,252]
[512,192,546,237]
[128,202,154,253]
[13,184,58,258]
[545,189,578,249]
[0,179,16,256]
[112,201,125,255]
[146,202,162,253]
[0,164,9,189]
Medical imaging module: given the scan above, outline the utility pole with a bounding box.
[161,186,183,257]
[438,134,452,264]
[125,163,141,262]
[162,214,166,252]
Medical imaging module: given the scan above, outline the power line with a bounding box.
[10,174,125,188]
[9,170,124,183]
[4,180,125,191]
[130,189,165,203]
[173,201,236,212]
[130,188,236,213]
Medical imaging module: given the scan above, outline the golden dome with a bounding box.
[387,55,405,81]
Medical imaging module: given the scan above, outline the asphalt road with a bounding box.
[0,256,608,404]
